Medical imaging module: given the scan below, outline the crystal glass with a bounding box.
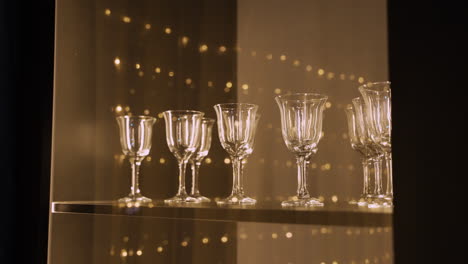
[345,101,383,207]
[116,115,157,206]
[359,82,393,205]
[214,103,259,205]
[275,93,327,207]
[189,118,215,203]
[163,110,204,204]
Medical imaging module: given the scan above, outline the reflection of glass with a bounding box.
[214,103,259,205]
[164,110,204,204]
[189,118,215,203]
[275,93,327,207]
[116,115,157,206]
[359,82,393,206]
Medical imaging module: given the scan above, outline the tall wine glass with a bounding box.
[116,115,157,206]
[163,110,204,204]
[275,93,327,207]
[214,103,259,205]
[359,82,393,205]
[189,118,215,203]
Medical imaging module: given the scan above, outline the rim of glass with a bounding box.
[275,93,328,102]
[214,103,258,109]
[351,97,363,105]
[202,117,216,123]
[359,81,391,93]
[116,115,156,121]
[163,110,205,116]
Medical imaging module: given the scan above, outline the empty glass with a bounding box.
[359,82,393,205]
[163,110,204,204]
[189,118,215,203]
[275,93,327,207]
[116,115,157,206]
[214,103,259,205]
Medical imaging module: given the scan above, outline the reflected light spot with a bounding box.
[154,67,161,73]
[327,72,335,79]
[224,87,230,93]
[266,54,273,60]
[285,232,293,238]
[280,55,287,61]
[145,24,151,30]
[320,262,326,264]
[121,249,128,257]
[122,16,131,23]
[358,77,365,83]
[123,236,129,242]
[318,69,325,76]
[114,57,121,66]
[221,236,228,243]
[199,44,208,53]
[164,27,172,34]
[226,81,233,88]
[207,81,213,87]
[157,112,164,118]
[274,88,281,94]
[239,233,247,239]
[241,84,249,90]
[135,63,140,69]
[251,51,257,57]
[168,71,174,77]
[306,65,312,72]
[219,46,227,53]
[349,74,355,80]
[332,261,338,264]
[124,106,130,112]
[324,163,331,170]
[146,156,152,162]
[202,237,209,244]
[157,246,163,253]
[138,71,144,77]
[293,60,300,66]
[136,250,143,256]
[185,78,192,85]
[286,160,293,167]
[224,158,231,164]
[104,9,111,16]
[181,241,188,247]
[318,196,325,202]
[144,109,150,115]
[181,36,189,46]
[129,89,136,95]
[205,157,212,164]
[339,73,346,80]
[271,233,278,239]
[320,227,328,234]
[331,195,338,203]
[115,105,123,113]
[325,102,332,108]
[159,158,166,164]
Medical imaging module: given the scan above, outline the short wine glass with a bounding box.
[189,118,215,203]
[275,93,327,207]
[116,115,157,207]
[214,103,259,205]
[163,110,204,204]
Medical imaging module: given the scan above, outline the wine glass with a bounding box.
[189,118,215,203]
[163,110,204,204]
[359,82,393,206]
[275,93,327,207]
[116,115,157,207]
[214,103,259,205]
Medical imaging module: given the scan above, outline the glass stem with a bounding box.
[232,157,244,196]
[191,161,201,195]
[362,158,372,197]
[296,156,310,199]
[385,153,393,197]
[374,156,383,196]
[130,157,142,197]
[177,161,188,195]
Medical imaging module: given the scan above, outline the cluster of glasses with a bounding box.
[115,93,329,208]
[345,82,393,208]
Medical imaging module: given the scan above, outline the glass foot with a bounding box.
[281,197,324,207]
[118,195,153,207]
[367,195,393,208]
[191,194,211,203]
[164,193,200,204]
[216,194,256,205]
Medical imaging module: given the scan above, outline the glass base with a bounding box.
[191,193,211,203]
[367,195,393,208]
[118,195,153,207]
[164,193,200,204]
[216,194,256,205]
[281,197,324,207]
